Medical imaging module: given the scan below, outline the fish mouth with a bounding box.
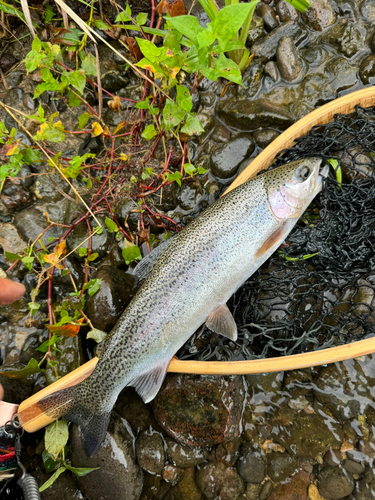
[315,165,330,195]
[319,165,330,179]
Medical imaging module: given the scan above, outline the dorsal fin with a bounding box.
[133,237,174,284]
[206,304,237,341]
[129,362,169,403]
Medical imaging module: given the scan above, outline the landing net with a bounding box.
[178,105,375,361]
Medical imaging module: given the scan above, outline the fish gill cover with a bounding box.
[178,105,375,361]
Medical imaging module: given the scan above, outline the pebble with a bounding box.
[324,449,341,467]
[66,215,111,260]
[165,437,207,467]
[71,412,143,500]
[317,466,355,499]
[246,16,264,46]
[14,205,65,247]
[276,36,306,82]
[0,222,27,255]
[1,177,33,213]
[325,57,358,93]
[319,20,364,59]
[236,444,266,484]
[152,374,245,446]
[264,61,279,82]
[254,128,280,149]
[178,467,202,500]
[238,61,263,99]
[275,0,299,22]
[361,0,375,22]
[259,480,273,500]
[268,452,298,482]
[302,0,336,31]
[257,4,279,32]
[196,462,244,500]
[269,470,310,500]
[136,429,165,475]
[163,464,184,484]
[359,55,375,85]
[216,98,293,131]
[86,265,134,332]
[342,458,365,475]
[210,135,255,179]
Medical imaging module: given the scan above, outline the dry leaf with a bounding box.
[126,37,142,62]
[43,252,63,269]
[4,143,19,156]
[113,121,127,134]
[46,318,84,337]
[156,0,186,17]
[54,240,67,258]
[107,96,122,112]
[92,122,103,137]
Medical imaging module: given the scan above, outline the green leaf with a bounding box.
[285,0,310,13]
[78,247,88,257]
[213,2,257,42]
[65,465,99,477]
[0,358,44,379]
[36,334,62,353]
[83,278,102,296]
[42,449,60,474]
[141,123,157,140]
[68,91,81,107]
[81,53,97,77]
[55,28,83,46]
[43,4,56,23]
[183,163,196,175]
[196,25,216,48]
[167,16,204,46]
[197,166,207,175]
[87,252,99,262]
[45,419,69,460]
[167,171,183,186]
[0,121,8,135]
[29,104,45,123]
[181,114,204,136]
[79,112,91,130]
[104,217,118,233]
[4,251,21,261]
[25,49,45,73]
[135,100,150,110]
[34,122,65,143]
[21,256,34,270]
[115,11,131,23]
[93,19,111,31]
[136,12,148,26]
[65,153,94,179]
[163,99,186,132]
[122,241,142,265]
[32,36,42,53]
[87,328,107,343]
[28,302,40,316]
[39,466,67,493]
[176,85,192,113]
[22,148,42,165]
[136,37,162,60]
[61,70,86,95]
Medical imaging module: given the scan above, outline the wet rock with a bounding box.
[216,438,241,466]
[259,480,273,499]
[370,31,375,53]
[317,466,355,499]
[326,57,358,93]
[264,61,279,82]
[6,71,23,88]
[178,467,202,500]
[300,46,330,67]
[153,374,245,447]
[210,135,255,179]
[216,98,293,131]
[0,222,27,255]
[237,61,263,99]
[236,444,266,484]
[33,467,84,499]
[268,453,298,482]
[151,180,179,211]
[52,256,85,298]
[32,173,70,202]
[114,197,139,227]
[257,4,279,31]
[116,390,156,433]
[276,0,299,22]
[0,53,18,73]
[246,16,264,46]
[196,462,244,500]
[14,205,65,247]
[360,55,375,84]
[250,21,308,62]
[165,437,207,467]
[210,124,232,144]
[66,215,111,260]
[1,176,33,213]
[361,0,375,23]
[277,36,305,82]
[324,449,341,467]
[22,93,36,111]
[319,20,364,58]
[245,483,261,500]
[246,371,283,393]
[302,0,336,31]
[71,411,143,500]
[269,470,310,500]
[163,464,184,484]
[4,88,23,107]
[0,373,34,404]
[177,184,198,211]
[86,266,134,332]
[313,362,370,420]
[353,468,375,499]
[342,458,364,474]
[136,429,165,474]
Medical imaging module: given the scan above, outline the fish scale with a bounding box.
[38,157,327,457]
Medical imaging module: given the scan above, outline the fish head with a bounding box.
[266,157,328,220]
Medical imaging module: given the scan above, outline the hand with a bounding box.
[0,277,26,305]
[0,384,3,401]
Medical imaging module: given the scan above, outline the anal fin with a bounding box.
[206,304,237,341]
[130,361,169,403]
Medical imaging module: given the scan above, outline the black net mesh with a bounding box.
[178,105,375,361]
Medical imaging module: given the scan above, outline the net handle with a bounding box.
[17,87,375,434]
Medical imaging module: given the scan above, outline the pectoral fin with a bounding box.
[254,224,288,259]
[130,361,169,403]
[206,304,237,341]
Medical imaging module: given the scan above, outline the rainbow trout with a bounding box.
[39,158,327,456]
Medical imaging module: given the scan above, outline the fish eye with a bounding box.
[300,166,310,180]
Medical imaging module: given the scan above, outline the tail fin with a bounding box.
[38,383,111,458]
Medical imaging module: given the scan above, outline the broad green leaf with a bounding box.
[87,328,107,343]
[167,15,203,46]
[21,256,34,270]
[22,148,42,164]
[181,114,204,136]
[34,122,65,143]
[43,4,55,23]
[29,104,45,123]
[136,13,148,26]
[78,247,87,257]
[32,35,42,52]
[39,466,67,493]
[36,334,62,353]
[42,449,60,474]
[83,278,102,296]
[197,166,207,175]
[68,91,81,107]
[213,2,258,42]
[81,53,97,77]
[65,465,99,477]
[104,217,118,233]
[87,252,99,262]
[0,358,44,379]
[163,99,186,131]
[93,19,111,31]
[176,85,192,113]
[4,251,21,261]
[115,11,131,23]
[196,26,216,48]
[183,163,196,175]
[79,112,91,130]
[136,37,162,60]
[0,121,8,135]
[28,302,40,315]
[54,28,83,46]
[167,171,182,186]
[141,123,157,140]
[61,70,86,95]
[45,419,69,460]
[65,153,94,179]
[122,241,142,265]
[25,49,46,73]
